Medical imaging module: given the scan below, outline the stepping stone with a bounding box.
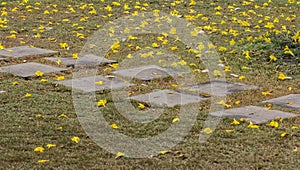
[0,46,57,58]
[262,94,300,110]
[210,106,298,124]
[129,89,209,107]
[54,75,134,92]
[44,54,116,67]
[0,62,67,78]
[113,65,185,81]
[183,80,260,96]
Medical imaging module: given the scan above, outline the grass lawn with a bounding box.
[0,0,299,169]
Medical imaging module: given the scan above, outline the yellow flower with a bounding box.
[239,75,245,80]
[34,146,45,152]
[225,130,234,133]
[40,79,48,83]
[159,150,172,155]
[59,43,68,49]
[152,42,159,48]
[267,120,279,128]
[109,63,119,69]
[56,76,65,81]
[248,121,260,129]
[95,81,103,85]
[46,144,56,149]
[280,133,288,137]
[138,103,146,109]
[72,53,78,59]
[115,152,125,159]
[111,123,119,129]
[12,81,19,85]
[172,117,180,123]
[269,55,277,62]
[25,93,32,97]
[283,45,295,57]
[169,28,177,34]
[38,160,49,163]
[97,99,107,107]
[262,91,272,96]
[35,70,44,77]
[231,118,240,125]
[58,113,68,118]
[71,136,80,143]
[203,127,212,134]
[213,70,221,77]
[277,73,287,80]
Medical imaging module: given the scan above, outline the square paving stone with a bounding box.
[0,62,67,77]
[209,106,298,124]
[129,89,209,107]
[44,54,116,67]
[54,75,134,92]
[262,94,300,110]
[183,80,260,96]
[113,65,185,81]
[0,46,58,58]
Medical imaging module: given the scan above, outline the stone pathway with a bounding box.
[0,62,67,78]
[0,45,299,125]
[0,46,57,58]
[55,75,134,92]
[44,54,116,67]
[113,65,186,81]
[262,94,300,110]
[209,106,297,124]
[129,89,209,107]
[183,80,260,96]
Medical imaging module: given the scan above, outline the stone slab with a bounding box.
[129,89,209,107]
[113,65,185,81]
[0,62,67,77]
[44,54,116,67]
[210,106,298,124]
[183,80,260,96]
[0,46,58,58]
[54,75,134,92]
[262,94,300,110]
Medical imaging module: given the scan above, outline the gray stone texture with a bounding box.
[0,62,67,77]
[54,75,134,92]
[44,54,116,67]
[183,80,260,96]
[129,89,209,107]
[0,46,57,58]
[210,106,298,124]
[113,65,185,81]
[262,94,300,110]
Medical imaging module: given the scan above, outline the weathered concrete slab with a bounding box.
[183,80,260,96]
[129,89,209,107]
[0,62,67,77]
[0,46,58,58]
[262,94,300,110]
[113,65,185,81]
[54,75,134,92]
[210,106,298,124]
[44,54,116,67]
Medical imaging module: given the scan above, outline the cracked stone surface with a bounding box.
[44,54,116,67]
[0,62,67,77]
[183,80,260,96]
[54,75,134,92]
[113,65,185,81]
[129,89,209,107]
[0,46,58,58]
[262,94,300,110]
[209,106,298,124]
